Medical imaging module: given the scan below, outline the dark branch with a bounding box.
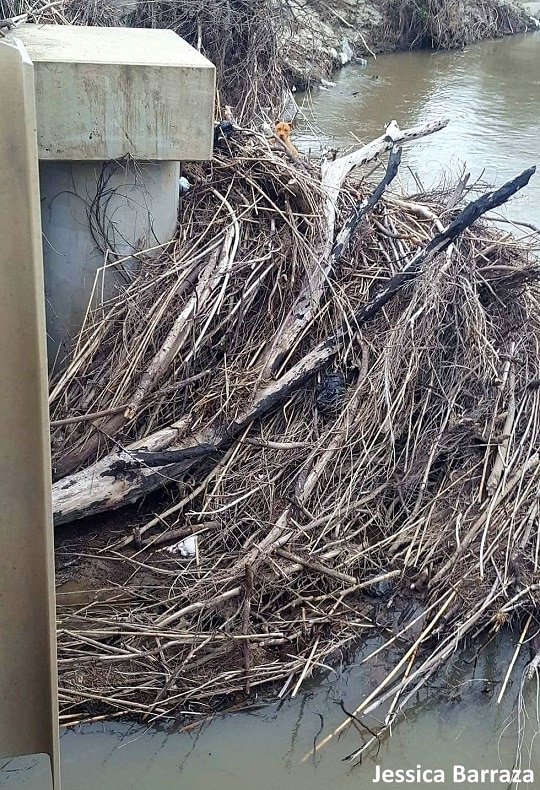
[343,166,536,334]
[330,146,402,263]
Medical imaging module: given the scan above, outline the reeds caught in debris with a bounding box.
[49,119,540,753]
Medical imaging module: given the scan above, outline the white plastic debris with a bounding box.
[179,176,191,195]
[341,37,353,65]
[167,534,198,558]
[320,78,336,89]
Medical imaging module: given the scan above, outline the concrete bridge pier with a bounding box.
[40,158,181,363]
[14,23,215,367]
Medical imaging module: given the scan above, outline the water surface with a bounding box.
[298,32,540,225]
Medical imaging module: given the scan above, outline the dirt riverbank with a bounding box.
[282,0,534,90]
[0,0,534,112]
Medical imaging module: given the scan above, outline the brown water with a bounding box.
[3,32,540,790]
[2,637,540,789]
[298,31,540,226]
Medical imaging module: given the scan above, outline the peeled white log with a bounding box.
[52,417,196,524]
[261,118,449,376]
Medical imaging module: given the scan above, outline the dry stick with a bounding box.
[107,435,250,551]
[50,249,215,479]
[242,563,254,694]
[301,589,458,762]
[343,655,437,764]
[486,353,516,497]
[275,548,356,585]
[346,577,504,739]
[131,342,337,468]
[497,613,532,705]
[58,687,168,715]
[124,223,238,421]
[157,586,243,628]
[141,521,221,549]
[290,637,320,699]
[341,648,419,764]
[263,142,405,377]
[500,583,540,614]
[60,711,126,728]
[480,362,516,577]
[358,30,377,59]
[50,371,210,427]
[147,547,349,634]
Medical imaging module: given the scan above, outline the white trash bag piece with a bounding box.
[168,534,198,558]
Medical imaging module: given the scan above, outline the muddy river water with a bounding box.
[298,26,540,227]
[3,25,540,790]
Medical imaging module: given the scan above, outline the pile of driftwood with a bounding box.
[51,120,540,753]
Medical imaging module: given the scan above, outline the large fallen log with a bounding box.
[52,416,201,525]
[52,165,536,525]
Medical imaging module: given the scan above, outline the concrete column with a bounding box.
[9,23,215,367]
[40,158,180,364]
[0,37,60,789]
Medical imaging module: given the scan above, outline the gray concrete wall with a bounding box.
[14,25,215,161]
[40,159,180,365]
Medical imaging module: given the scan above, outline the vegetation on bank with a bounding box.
[379,0,531,49]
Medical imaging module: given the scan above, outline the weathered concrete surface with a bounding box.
[0,37,60,789]
[40,159,180,363]
[13,25,215,161]
[6,24,215,365]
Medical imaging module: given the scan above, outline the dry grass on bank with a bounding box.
[379,0,531,50]
[49,128,540,752]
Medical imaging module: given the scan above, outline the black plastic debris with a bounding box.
[315,371,346,416]
[364,577,396,600]
[213,121,235,148]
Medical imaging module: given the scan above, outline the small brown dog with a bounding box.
[274,121,299,156]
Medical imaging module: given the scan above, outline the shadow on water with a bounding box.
[298,32,540,225]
